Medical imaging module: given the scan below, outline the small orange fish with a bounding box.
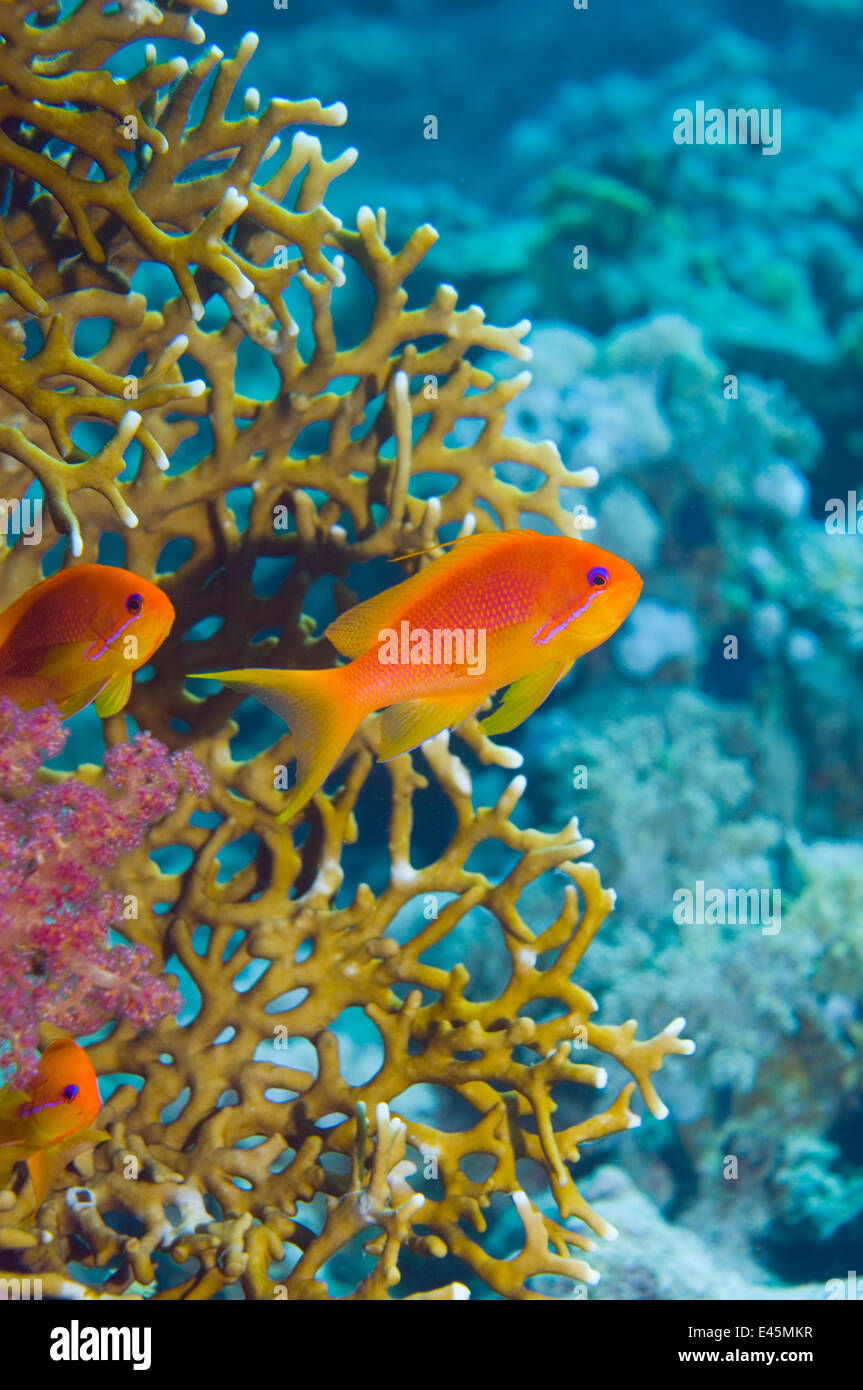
[0,563,175,717]
[191,529,642,820]
[0,1039,108,1210]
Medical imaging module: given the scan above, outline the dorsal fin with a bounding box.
[390,538,459,563]
[325,529,528,659]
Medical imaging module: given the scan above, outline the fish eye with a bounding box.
[62,1084,79,1102]
[587,566,610,588]
[126,593,143,614]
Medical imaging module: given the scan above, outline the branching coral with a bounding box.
[2,732,692,1298]
[0,0,693,1298]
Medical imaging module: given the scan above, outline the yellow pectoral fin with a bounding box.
[378,690,487,762]
[94,671,133,717]
[478,661,573,737]
[66,1123,110,1145]
[25,1127,109,1211]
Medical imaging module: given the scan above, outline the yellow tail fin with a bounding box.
[190,665,363,821]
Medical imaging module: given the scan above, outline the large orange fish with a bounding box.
[0,563,175,717]
[0,1039,108,1210]
[191,530,642,820]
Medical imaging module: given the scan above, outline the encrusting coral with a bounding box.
[0,0,693,1298]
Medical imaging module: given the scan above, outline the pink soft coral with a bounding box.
[0,698,208,1086]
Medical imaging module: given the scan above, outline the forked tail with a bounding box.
[190,664,363,821]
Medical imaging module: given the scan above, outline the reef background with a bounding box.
[203,0,863,1297]
[0,0,860,1300]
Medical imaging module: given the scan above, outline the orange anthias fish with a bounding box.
[0,563,175,717]
[192,529,642,821]
[0,1039,108,1210]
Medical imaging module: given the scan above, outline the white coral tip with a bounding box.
[574,466,600,488]
[223,187,248,217]
[496,746,524,769]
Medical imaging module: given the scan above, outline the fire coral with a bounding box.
[0,0,693,1298]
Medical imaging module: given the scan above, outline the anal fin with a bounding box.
[478,661,573,737]
[56,678,111,718]
[378,689,487,761]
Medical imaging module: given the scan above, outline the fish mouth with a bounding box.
[154,609,175,648]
